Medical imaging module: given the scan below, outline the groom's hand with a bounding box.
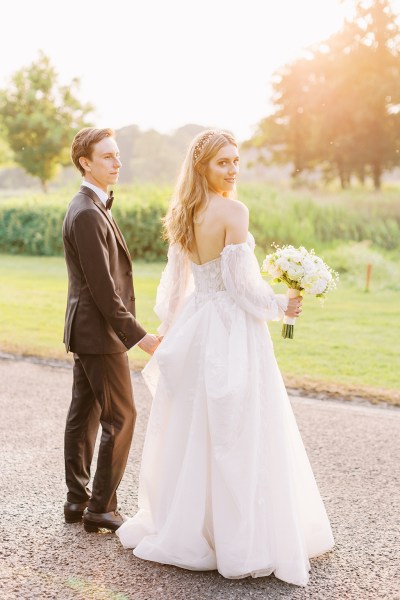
[138,333,161,355]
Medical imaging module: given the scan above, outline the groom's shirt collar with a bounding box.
[82,180,109,206]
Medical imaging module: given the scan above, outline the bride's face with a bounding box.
[205,144,239,196]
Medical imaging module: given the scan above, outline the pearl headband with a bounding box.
[193,130,221,162]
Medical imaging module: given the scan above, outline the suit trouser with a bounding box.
[64,352,136,513]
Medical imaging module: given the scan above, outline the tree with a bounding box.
[249,0,400,189]
[0,52,93,191]
[0,131,14,167]
[249,58,322,179]
[352,0,400,189]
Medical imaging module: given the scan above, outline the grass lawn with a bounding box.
[1,254,399,404]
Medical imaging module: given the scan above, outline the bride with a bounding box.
[117,130,334,586]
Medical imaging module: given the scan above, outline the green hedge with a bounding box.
[0,188,169,260]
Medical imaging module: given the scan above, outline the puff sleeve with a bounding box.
[154,244,194,335]
[221,241,288,321]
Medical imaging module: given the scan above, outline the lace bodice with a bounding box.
[154,233,289,335]
[191,257,225,297]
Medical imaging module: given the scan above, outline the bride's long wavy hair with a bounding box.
[163,129,238,252]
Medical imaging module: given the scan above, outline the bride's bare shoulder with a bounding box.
[224,199,249,244]
[223,197,248,211]
[224,198,249,223]
[206,195,248,224]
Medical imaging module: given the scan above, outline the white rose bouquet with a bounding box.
[261,244,339,339]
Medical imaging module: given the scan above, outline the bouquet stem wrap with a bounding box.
[282,288,301,339]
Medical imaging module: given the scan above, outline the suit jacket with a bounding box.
[62,185,147,354]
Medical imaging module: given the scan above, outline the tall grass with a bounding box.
[240,184,400,252]
[0,184,399,260]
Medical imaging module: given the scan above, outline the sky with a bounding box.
[1,0,398,141]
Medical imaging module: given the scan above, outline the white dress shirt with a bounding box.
[82,180,112,216]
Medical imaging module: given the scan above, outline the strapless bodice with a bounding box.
[191,257,226,298]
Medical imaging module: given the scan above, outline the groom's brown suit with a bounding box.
[63,185,147,513]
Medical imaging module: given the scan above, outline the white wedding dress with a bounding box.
[117,233,334,586]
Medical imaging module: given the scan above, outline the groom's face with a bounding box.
[80,136,122,191]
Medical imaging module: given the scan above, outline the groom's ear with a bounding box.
[79,156,91,172]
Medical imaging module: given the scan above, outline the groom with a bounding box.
[62,127,159,533]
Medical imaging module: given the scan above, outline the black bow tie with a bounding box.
[106,190,114,210]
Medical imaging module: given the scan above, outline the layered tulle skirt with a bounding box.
[117,291,334,586]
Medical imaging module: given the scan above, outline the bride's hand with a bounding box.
[284,297,303,319]
[138,333,161,355]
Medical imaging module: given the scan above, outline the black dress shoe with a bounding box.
[83,508,127,533]
[64,500,90,523]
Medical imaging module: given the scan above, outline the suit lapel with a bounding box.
[112,219,132,261]
[80,186,132,264]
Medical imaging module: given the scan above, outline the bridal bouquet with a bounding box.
[261,244,339,339]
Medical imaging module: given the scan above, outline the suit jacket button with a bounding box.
[126,270,132,276]
[130,296,135,301]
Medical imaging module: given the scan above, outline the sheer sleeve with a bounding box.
[154,244,194,335]
[221,241,288,321]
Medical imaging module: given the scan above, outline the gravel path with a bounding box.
[0,357,399,600]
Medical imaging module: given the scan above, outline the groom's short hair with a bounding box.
[71,127,115,175]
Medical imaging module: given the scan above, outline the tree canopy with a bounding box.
[0,126,14,167]
[249,0,400,189]
[0,52,93,190]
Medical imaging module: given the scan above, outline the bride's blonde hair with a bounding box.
[163,129,238,252]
